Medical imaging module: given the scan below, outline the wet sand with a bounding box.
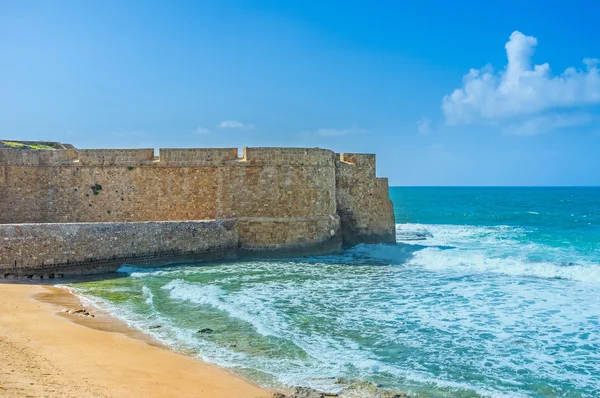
[0,282,271,398]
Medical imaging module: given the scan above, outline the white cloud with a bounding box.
[195,127,212,135]
[218,120,254,129]
[417,117,431,135]
[316,126,367,136]
[443,31,600,134]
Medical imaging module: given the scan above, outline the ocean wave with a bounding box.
[409,247,600,283]
[342,243,421,265]
[392,223,600,283]
[141,285,154,306]
[67,278,537,398]
[117,264,184,279]
[396,223,525,247]
[116,264,148,274]
[158,279,510,397]
[162,279,284,337]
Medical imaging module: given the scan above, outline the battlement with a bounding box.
[339,153,376,167]
[336,152,376,179]
[0,146,345,167]
[0,148,77,166]
[77,149,155,166]
[159,148,239,166]
[242,147,335,166]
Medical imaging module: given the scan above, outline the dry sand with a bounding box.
[0,282,271,398]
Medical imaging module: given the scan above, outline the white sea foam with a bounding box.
[393,223,600,283]
[162,279,286,338]
[410,247,600,282]
[396,223,525,248]
[155,273,564,396]
[141,285,154,306]
[117,264,173,278]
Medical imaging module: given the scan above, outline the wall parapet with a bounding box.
[339,153,376,167]
[77,149,155,166]
[337,153,376,179]
[0,148,77,166]
[242,147,335,166]
[0,147,341,167]
[158,148,238,166]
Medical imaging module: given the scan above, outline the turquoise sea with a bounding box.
[68,187,600,397]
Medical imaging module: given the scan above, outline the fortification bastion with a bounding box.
[0,143,396,278]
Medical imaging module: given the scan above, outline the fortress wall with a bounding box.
[335,154,396,246]
[218,164,336,218]
[77,149,155,166]
[0,148,77,166]
[0,219,238,278]
[238,214,341,255]
[0,147,338,224]
[243,147,335,166]
[0,147,341,254]
[0,163,336,223]
[0,166,223,223]
[339,153,377,172]
[159,148,238,166]
[0,146,395,271]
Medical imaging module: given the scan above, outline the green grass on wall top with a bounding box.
[0,141,55,150]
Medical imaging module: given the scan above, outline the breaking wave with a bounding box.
[394,223,600,283]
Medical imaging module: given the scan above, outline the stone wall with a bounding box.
[0,220,238,278]
[336,153,396,246]
[77,149,155,166]
[0,145,396,276]
[0,147,337,223]
[238,215,341,256]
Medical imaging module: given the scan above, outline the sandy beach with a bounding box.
[0,282,271,398]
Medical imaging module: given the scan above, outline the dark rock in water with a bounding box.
[277,386,338,398]
[415,231,433,239]
[197,328,214,334]
[396,230,433,241]
[561,261,577,267]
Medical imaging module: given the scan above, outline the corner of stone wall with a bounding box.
[335,153,396,247]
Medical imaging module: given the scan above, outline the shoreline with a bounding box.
[0,282,272,398]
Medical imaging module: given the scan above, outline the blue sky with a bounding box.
[1,0,599,185]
